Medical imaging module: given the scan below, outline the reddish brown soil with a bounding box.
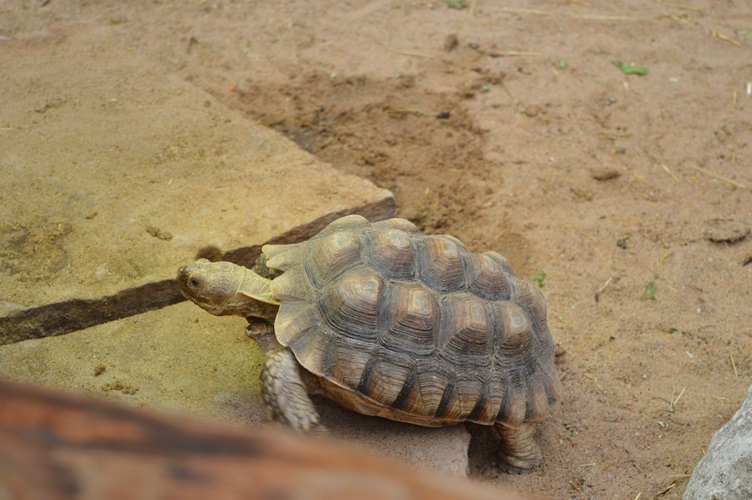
[3,1,751,498]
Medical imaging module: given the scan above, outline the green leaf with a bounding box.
[442,0,467,9]
[613,60,649,76]
[641,281,657,301]
[531,270,547,287]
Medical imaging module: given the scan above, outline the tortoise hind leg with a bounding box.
[494,422,542,471]
[260,348,326,434]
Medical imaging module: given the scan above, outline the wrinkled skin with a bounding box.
[177,259,278,320]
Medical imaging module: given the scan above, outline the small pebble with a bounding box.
[591,167,621,181]
[443,34,459,52]
[703,218,750,244]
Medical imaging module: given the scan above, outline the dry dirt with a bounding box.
[3,1,752,498]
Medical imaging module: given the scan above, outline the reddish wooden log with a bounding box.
[0,379,522,499]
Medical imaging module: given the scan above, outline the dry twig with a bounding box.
[730,353,739,378]
[584,373,604,393]
[662,3,704,12]
[498,7,648,21]
[711,30,742,46]
[656,480,676,496]
[658,249,674,266]
[393,49,434,58]
[483,50,540,57]
[688,164,746,189]
[670,386,686,412]
[660,163,680,183]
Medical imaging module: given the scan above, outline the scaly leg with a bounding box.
[260,348,325,434]
[494,422,542,471]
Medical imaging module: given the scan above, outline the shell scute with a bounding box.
[306,231,363,286]
[356,352,415,407]
[466,252,511,301]
[370,217,421,234]
[438,295,494,360]
[364,228,416,280]
[318,267,382,344]
[379,282,438,357]
[328,338,377,391]
[452,376,484,419]
[414,366,454,417]
[416,236,466,292]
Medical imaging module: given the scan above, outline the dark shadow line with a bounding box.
[0,199,395,345]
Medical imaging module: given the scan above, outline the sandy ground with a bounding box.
[2,1,752,498]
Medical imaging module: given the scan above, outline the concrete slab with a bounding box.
[0,303,267,423]
[0,21,470,478]
[0,22,393,342]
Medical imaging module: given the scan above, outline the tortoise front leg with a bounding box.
[494,422,542,471]
[245,320,283,352]
[245,321,325,433]
[260,348,325,434]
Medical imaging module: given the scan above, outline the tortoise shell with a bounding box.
[262,215,562,427]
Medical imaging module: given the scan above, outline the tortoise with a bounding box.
[177,215,562,470]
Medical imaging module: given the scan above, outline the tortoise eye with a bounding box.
[189,278,201,288]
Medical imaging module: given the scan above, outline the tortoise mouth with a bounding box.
[176,265,197,299]
[188,299,227,316]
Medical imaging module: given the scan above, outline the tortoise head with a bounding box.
[177,259,279,320]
